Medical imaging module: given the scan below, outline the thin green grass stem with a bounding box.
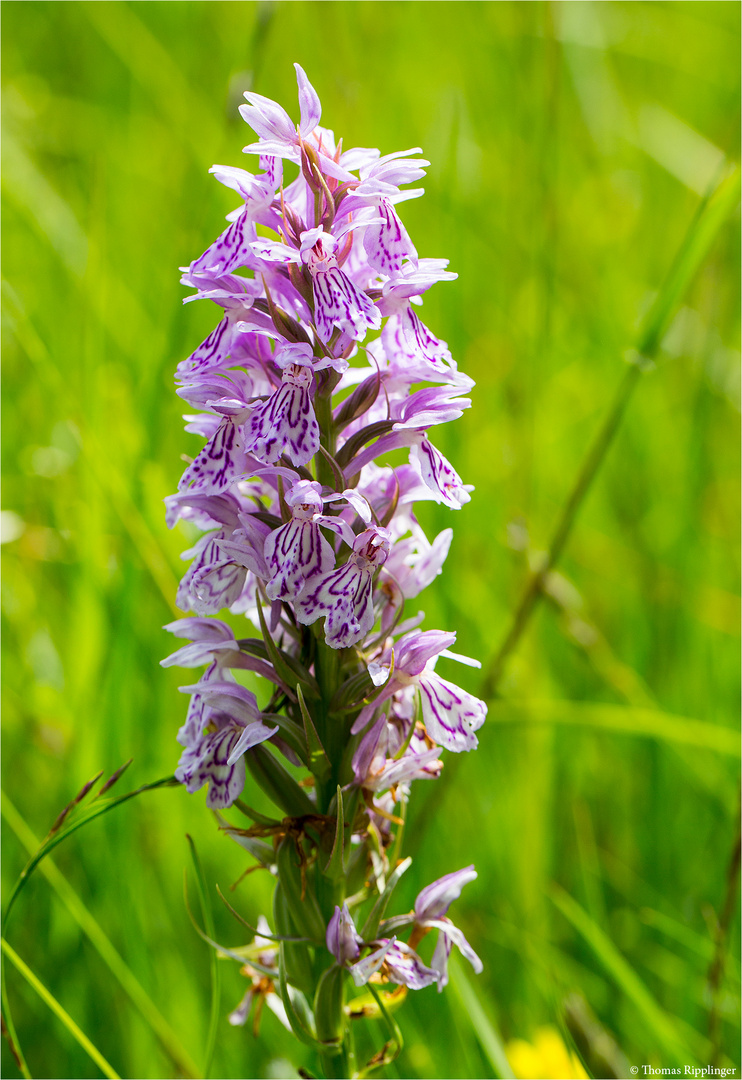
[186,836,221,1080]
[448,954,514,1079]
[482,165,741,699]
[1,939,121,1080]
[482,362,640,698]
[549,885,692,1066]
[1,792,200,1079]
[1,954,31,1079]
[3,777,179,924]
[708,784,742,1067]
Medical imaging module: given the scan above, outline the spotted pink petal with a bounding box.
[177,315,233,380]
[417,670,486,752]
[411,439,471,509]
[244,370,319,466]
[264,519,335,602]
[178,418,247,494]
[295,561,375,649]
[312,267,381,343]
[191,560,248,615]
[190,210,256,279]
[294,63,321,136]
[363,199,418,275]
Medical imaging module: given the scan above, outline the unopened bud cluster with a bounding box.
[162,65,485,1066]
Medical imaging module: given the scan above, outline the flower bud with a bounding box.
[326,904,362,966]
[313,965,346,1050]
[333,372,381,431]
[275,835,326,944]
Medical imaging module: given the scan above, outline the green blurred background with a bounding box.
[2,2,739,1078]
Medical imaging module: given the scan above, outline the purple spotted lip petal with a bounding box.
[349,938,437,991]
[295,528,390,649]
[295,559,374,649]
[176,708,278,809]
[176,533,227,613]
[417,670,486,753]
[384,307,453,377]
[363,198,418,276]
[178,417,247,495]
[244,365,319,467]
[411,438,472,509]
[190,208,256,280]
[312,266,381,343]
[177,314,233,380]
[191,560,248,615]
[264,518,335,602]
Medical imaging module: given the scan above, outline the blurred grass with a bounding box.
[1,2,739,1078]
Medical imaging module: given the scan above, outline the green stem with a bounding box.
[481,362,641,699]
[314,371,340,491]
[708,782,741,1067]
[480,164,740,700]
[319,1044,350,1080]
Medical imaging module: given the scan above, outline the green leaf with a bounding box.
[323,786,346,881]
[233,800,282,827]
[360,857,412,941]
[296,685,332,783]
[333,371,381,431]
[275,837,327,944]
[2,938,121,1080]
[245,745,317,819]
[185,835,220,1080]
[276,943,329,1053]
[335,420,394,470]
[261,711,310,766]
[328,669,375,714]
[254,595,320,700]
[315,443,346,493]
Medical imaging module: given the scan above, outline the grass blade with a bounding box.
[448,954,514,1079]
[1,792,200,1079]
[3,777,179,923]
[550,885,692,1066]
[636,165,741,359]
[487,701,739,755]
[482,162,741,698]
[1,939,121,1080]
[185,835,221,1079]
[1,957,31,1079]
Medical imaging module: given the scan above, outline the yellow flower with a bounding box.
[506,1026,588,1080]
